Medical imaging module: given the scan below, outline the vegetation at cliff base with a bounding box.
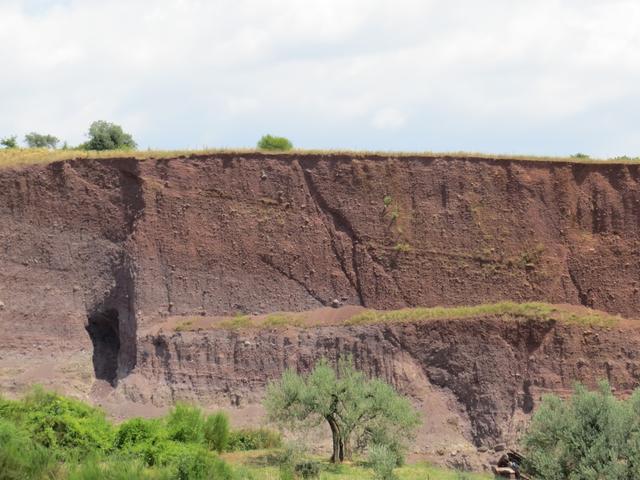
[523,381,640,479]
[264,357,420,466]
[0,386,280,479]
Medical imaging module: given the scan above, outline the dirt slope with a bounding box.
[1,152,640,466]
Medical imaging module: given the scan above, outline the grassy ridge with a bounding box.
[345,301,621,328]
[173,302,622,332]
[1,147,640,169]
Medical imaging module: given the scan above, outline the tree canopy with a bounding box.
[264,357,420,463]
[0,135,18,149]
[81,120,137,151]
[523,381,640,479]
[24,132,59,149]
[257,134,293,151]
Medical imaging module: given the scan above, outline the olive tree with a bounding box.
[523,381,640,479]
[264,358,420,463]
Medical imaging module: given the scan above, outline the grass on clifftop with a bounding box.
[1,147,640,169]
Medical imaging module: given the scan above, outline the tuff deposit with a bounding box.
[1,153,640,464]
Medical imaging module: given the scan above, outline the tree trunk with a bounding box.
[342,435,351,461]
[326,416,341,463]
[339,437,345,462]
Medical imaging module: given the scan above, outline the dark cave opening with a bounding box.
[86,309,120,385]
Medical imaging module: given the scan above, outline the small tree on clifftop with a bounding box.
[81,120,137,150]
[24,132,59,149]
[257,134,293,151]
[264,357,419,463]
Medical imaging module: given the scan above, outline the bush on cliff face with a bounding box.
[523,381,640,479]
[257,134,293,151]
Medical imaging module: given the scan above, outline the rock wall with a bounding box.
[1,152,639,387]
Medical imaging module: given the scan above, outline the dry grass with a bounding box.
[172,302,622,332]
[1,147,639,170]
[346,301,621,328]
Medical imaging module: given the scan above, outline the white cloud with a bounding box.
[371,108,407,130]
[0,0,639,156]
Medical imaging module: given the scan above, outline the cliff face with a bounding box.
[1,153,640,449]
[130,317,640,448]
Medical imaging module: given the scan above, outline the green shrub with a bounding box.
[80,120,137,151]
[294,460,321,479]
[18,387,114,460]
[0,136,17,149]
[368,444,398,480]
[227,427,283,451]
[383,195,393,207]
[166,403,205,444]
[523,381,640,479]
[67,458,171,480]
[204,412,230,452]
[114,417,162,450]
[174,448,235,480]
[24,132,59,149]
[0,418,59,480]
[257,134,293,151]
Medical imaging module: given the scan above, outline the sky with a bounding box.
[1,0,640,157]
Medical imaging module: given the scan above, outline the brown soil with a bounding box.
[2,152,640,469]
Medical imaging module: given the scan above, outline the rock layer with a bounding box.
[1,153,640,454]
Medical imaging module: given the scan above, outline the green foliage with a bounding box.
[24,132,59,149]
[81,120,137,151]
[383,195,393,207]
[571,152,590,159]
[294,461,321,479]
[0,418,59,480]
[4,387,115,461]
[204,412,230,452]
[67,458,170,480]
[174,447,234,480]
[227,427,283,451]
[114,417,161,450]
[0,136,18,149]
[257,134,293,151]
[523,381,640,480]
[368,444,398,480]
[166,403,205,444]
[264,357,420,463]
